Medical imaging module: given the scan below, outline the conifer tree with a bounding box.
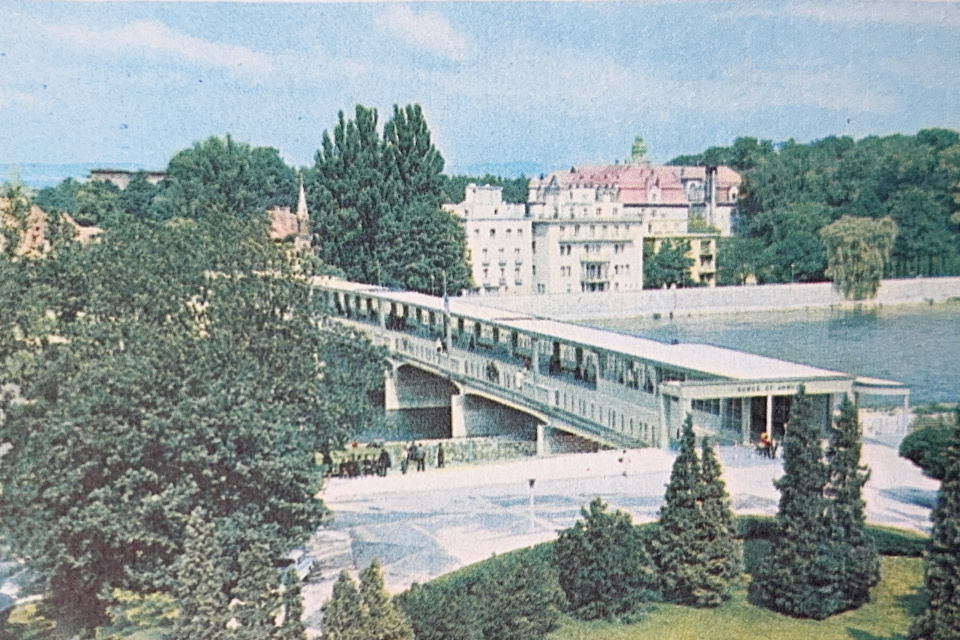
[554,497,655,619]
[232,544,284,640]
[750,387,834,619]
[648,414,703,604]
[908,427,960,640]
[173,511,232,640]
[321,571,367,640]
[823,396,880,609]
[358,560,414,640]
[277,569,307,640]
[696,436,742,606]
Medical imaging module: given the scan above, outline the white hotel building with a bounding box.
[445,164,742,294]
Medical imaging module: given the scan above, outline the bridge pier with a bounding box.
[384,370,400,411]
[536,423,546,456]
[451,393,467,438]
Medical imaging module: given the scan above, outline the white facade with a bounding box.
[444,184,532,294]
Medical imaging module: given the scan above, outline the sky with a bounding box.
[1,0,959,177]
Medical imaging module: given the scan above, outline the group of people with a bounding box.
[400,442,445,473]
[321,441,448,479]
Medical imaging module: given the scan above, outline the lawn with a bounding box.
[547,556,925,640]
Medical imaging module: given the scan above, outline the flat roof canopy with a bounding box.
[315,278,904,391]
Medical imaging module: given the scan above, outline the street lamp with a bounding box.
[528,478,536,533]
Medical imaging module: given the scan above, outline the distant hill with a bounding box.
[0,163,150,190]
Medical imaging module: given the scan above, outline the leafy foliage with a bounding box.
[0,203,383,629]
[441,174,528,205]
[908,427,960,640]
[678,130,960,283]
[643,239,694,289]
[899,412,960,480]
[554,498,657,620]
[321,562,413,640]
[305,104,471,294]
[395,546,562,640]
[820,215,898,300]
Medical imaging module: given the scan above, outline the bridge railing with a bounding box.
[332,316,663,447]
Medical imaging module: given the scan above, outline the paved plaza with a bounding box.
[300,441,939,630]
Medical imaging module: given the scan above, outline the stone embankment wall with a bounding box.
[465,277,960,321]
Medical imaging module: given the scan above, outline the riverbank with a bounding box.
[464,277,960,321]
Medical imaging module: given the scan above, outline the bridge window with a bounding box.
[693,398,721,415]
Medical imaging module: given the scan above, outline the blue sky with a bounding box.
[1,1,959,176]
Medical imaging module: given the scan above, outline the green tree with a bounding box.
[0,213,384,629]
[440,174,528,205]
[643,239,694,289]
[900,411,960,480]
[94,591,177,640]
[648,418,740,606]
[150,135,297,221]
[119,171,160,220]
[553,498,656,619]
[470,552,563,640]
[306,104,471,293]
[822,397,881,610]
[750,387,837,619]
[908,427,960,640]
[173,511,231,640]
[232,545,284,640]
[321,571,367,640]
[697,436,742,605]
[820,215,898,300]
[277,569,307,640]
[357,560,414,640]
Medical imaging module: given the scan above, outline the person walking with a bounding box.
[437,443,445,469]
[377,448,392,477]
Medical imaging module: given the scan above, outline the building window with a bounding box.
[532,241,536,254]
[518,228,523,237]
[537,284,546,293]
[474,229,480,238]
[596,207,602,216]
[506,229,512,238]
[574,225,580,235]
[532,266,537,276]
[482,248,488,262]
[490,229,496,238]
[515,247,521,259]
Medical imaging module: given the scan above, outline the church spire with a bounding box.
[295,178,311,249]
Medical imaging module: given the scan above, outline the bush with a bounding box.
[736,515,927,557]
[395,545,563,640]
[900,419,958,480]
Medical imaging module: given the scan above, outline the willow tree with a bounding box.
[820,215,897,300]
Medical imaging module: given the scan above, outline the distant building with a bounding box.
[268,182,311,251]
[89,169,165,190]
[526,164,738,293]
[443,184,532,294]
[0,199,101,257]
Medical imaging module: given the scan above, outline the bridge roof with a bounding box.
[319,279,854,383]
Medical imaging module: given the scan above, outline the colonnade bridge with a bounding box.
[314,277,911,451]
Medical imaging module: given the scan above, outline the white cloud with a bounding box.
[44,20,274,74]
[377,5,468,61]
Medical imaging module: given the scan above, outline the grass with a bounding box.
[547,556,925,640]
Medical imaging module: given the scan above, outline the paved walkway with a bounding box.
[300,441,939,631]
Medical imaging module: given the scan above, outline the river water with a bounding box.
[585,302,960,405]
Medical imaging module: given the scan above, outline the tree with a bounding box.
[630,136,649,165]
[94,591,177,640]
[321,562,412,640]
[232,545,285,640]
[306,104,472,293]
[643,239,693,289]
[357,560,414,640]
[321,571,367,640]
[697,436,742,605]
[908,427,960,640]
[0,212,384,629]
[277,569,307,640]
[822,397,880,610]
[648,417,739,606]
[750,386,834,619]
[173,511,232,640]
[553,497,656,619]
[150,135,297,222]
[900,411,960,480]
[119,171,160,220]
[820,215,898,300]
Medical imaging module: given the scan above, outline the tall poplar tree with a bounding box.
[357,560,414,640]
[823,396,880,609]
[173,511,231,640]
[908,427,960,640]
[321,572,366,640]
[750,387,834,619]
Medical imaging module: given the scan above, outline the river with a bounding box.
[584,301,960,405]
